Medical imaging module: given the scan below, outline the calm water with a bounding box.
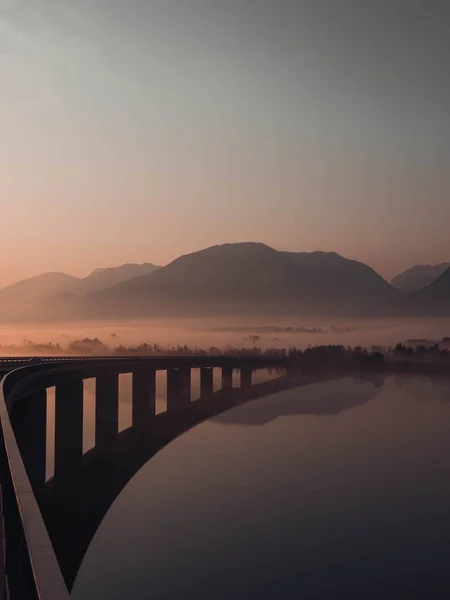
[71,375,450,599]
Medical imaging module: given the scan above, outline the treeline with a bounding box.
[0,339,64,356]
[209,324,359,334]
[393,343,450,358]
[0,338,370,358]
[0,338,449,361]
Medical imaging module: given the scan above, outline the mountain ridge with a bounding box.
[66,242,399,320]
[63,262,160,295]
[3,244,449,322]
[391,262,450,293]
[404,267,450,315]
[0,263,160,321]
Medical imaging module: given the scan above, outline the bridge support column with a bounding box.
[96,374,119,448]
[222,367,233,390]
[180,368,191,404]
[200,367,214,397]
[55,380,84,480]
[132,369,156,426]
[15,390,47,490]
[167,368,191,411]
[240,368,252,388]
[167,369,183,412]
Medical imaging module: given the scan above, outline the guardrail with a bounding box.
[0,354,291,364]
[0,356,137,365]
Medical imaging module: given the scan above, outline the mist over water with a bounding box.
[1,316,450,356]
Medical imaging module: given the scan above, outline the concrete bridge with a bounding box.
[0,354,392,598]
[0,355,300,599]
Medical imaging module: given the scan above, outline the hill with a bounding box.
[391,263,450,293]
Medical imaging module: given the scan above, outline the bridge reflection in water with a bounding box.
[7,357,306,592]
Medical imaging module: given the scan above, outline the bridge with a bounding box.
[1,352,443,598]
[1,354,311,599]
[0,353,395,598]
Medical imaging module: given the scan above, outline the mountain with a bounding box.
[405,267,450,315]
[78,243,311,318]
[62,263,160,295]
[391,263,450,293]
[0,245,411,322]
[0,263,160,322]
[0,272,80,320]
[62,243,398,320]
[283,251,397,309]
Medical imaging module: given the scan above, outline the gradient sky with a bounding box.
[1,0,449,287]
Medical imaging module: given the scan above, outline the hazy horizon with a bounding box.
[1,315,450,354]
[2,1,450,289]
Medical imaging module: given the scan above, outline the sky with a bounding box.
[1,0,449,287]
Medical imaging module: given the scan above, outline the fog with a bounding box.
[1,316,450,355]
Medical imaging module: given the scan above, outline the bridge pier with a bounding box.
[200,367,214,397]
[222,366,233,390]
[167,369,182,412]
[132,369,156,425]
[180,368,191,404]
[240,368,252,388]
[96,374,119,447]
[167,368,191,411]
[55,380,84,480]
[15,389,47,490]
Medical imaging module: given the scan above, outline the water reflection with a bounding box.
[213,375,383,426]
[70,374,450,599]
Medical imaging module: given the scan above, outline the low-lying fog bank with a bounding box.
[0,316,449,356]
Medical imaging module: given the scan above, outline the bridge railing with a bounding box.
[0,370,70,600]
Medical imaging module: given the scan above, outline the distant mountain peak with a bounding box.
[0,263,161,322]
[88,268,106,277]
[0,271,80,321]
[403,266,450,315]
[392,262,450,293]
[88,262,158,278]
[68,262,161,295]
[0,271,78,292]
